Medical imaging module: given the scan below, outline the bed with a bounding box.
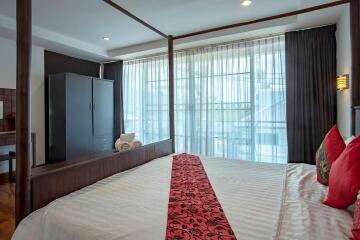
[12,154,353,240]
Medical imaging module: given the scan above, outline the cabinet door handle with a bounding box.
[93,103,96,111]
[89,103,92,110]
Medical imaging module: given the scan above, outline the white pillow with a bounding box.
[119,133,135,143]
[345,136,356,146]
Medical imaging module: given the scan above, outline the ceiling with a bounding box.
[0,0,348,61]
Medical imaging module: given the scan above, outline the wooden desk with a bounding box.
[0,131,37,168]
[0,131,15,147]
[0,153,15,182]
[0,131,15,182]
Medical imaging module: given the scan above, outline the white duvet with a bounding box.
[12,155,353,240]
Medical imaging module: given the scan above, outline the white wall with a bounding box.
[336,6,352,138]
[0,36,45,173]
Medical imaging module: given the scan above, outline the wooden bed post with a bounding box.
[168,36,175,153]
[350,0,360,135]
[16,0,32,225]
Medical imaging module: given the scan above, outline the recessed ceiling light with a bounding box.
[103,37,110,41]
[241,0,252,6]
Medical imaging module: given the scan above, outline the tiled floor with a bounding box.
[0,182,15,240]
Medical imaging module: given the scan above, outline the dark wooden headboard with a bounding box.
[31,139,173,211]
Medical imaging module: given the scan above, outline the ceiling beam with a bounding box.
[174,0,350,40]
[103,0,169,39]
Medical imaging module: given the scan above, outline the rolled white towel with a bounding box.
[119,133,135,143]
[114,138,122,148]
[130,140,143,149]
[115,140,131,152]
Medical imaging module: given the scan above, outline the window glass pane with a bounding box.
[123,56,169,144]
[123,35,287,163]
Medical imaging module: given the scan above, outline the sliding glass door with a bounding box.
[252,36,287,163]
[174,45,253,160]
[123,35,287,163]
[174,36,286,163]
[122,56,169,144]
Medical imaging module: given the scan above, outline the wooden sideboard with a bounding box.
[0,88,16,132]
[0,132,37,167]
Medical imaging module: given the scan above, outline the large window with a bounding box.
[123,56,169,144]
[123,35,287,163]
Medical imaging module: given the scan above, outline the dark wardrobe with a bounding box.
[47,73,114,164]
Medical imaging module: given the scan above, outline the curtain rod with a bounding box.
[123,33,284,62]
[122,22,338,63]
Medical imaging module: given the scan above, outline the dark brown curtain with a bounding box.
[286,25,337,164]
[103,61,124,141]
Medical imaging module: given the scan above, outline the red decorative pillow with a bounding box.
[315,125,346,185]
[323,136,360,209]
[353,199,360,240]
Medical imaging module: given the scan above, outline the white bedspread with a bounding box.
[12,155,353,240]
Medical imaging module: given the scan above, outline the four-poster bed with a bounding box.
[14,0,359,239]
[351,0,360,135]
[15,0,32,225]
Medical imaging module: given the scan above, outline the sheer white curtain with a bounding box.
[122,55,169,144]
[253,36,287,163]
[123,35,287,163]
[174,36,286,163]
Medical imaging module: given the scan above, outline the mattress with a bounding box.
[12,155,353,240]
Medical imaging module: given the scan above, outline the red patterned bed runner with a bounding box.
[165,154,237,240]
